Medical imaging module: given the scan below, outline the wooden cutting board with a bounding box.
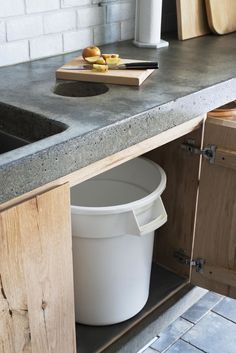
[176,0,210,40]
[56,57,155,86]
[205,0,236,34]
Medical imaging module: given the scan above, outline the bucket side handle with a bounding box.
[132,198,167,236]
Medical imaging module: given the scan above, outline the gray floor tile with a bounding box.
[212,297,236,323]
[143,348,156,353]
[181,291,223,324]
[151,317,193,352]
[182,311,236,353]
[165,339,204,353]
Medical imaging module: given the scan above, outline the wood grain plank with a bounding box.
[146,127,203,278]
[205,0,236,35]
[0,184,76,353]
[192,118,236,297]
[215,147,236,170]
[176,0,209,40]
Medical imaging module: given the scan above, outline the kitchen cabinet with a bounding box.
[0,114,236,353]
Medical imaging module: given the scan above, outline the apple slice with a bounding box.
[92,64,109,72]
[102,53,119,59]
[84,56,101,63]
[95,57,106,65]
[105,57,121,66]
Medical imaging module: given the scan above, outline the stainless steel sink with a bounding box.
[0,102,67,154]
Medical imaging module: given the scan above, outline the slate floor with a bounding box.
[140,291,236,353]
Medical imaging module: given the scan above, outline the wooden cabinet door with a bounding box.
[191,117,236,297]
[0,184,76,353]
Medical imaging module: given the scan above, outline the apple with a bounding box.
[82,46,101,59]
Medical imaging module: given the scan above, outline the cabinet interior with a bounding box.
[75,126,203,353]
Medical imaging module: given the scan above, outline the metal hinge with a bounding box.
[174,250,205,273]
[181,140,217,164]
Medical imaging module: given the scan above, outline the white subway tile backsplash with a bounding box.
[121,19,134,40]
[0,0,25,18]
[25,0,60,14]
[7,16,43,41]
[77,6,105,28]
[107,2,135,23]
[94,22,120,46]
[63,28,93,52]
[62,0,91,7]
[30,34,63,59]
[0,40,29,66]
[0,22,6,43]
[44,10,76,34]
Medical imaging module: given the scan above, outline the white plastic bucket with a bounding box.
[71,157,167,325]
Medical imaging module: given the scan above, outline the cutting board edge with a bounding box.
[55,70,142,86]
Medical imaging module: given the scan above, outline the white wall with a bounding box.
[0,0,135,67]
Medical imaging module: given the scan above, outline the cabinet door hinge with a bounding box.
[174,250,205,273]
[181,140,216,164]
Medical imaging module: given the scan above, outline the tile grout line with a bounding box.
[162,299,226,352]
[145,295,226,353]
[136,337,158,353]
[180,338,208,353]
[156,319,195,353]
[180,296,225,325]
[211,309,236,324]
[180,316,195,324]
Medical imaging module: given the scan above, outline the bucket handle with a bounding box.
[132,197,167,236]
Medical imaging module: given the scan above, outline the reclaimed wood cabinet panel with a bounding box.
[0,184,76,353]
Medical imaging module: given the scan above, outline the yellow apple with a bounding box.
[82,46,101,59]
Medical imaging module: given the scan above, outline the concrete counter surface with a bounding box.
[1,33,236,204]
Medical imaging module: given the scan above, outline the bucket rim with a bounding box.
[71,159,166,215]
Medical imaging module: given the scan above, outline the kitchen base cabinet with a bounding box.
[1,114,236,353]
[75,115,236,353]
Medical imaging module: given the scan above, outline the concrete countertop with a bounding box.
[1,33,236,204]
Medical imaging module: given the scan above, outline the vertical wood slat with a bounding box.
[191,119,236,297]
[176,0,209,40]
[146,127,203,278]
[0,184,76,353]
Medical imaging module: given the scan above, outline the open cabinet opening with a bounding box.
[74,126,203,353]
[2,114,235,353]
